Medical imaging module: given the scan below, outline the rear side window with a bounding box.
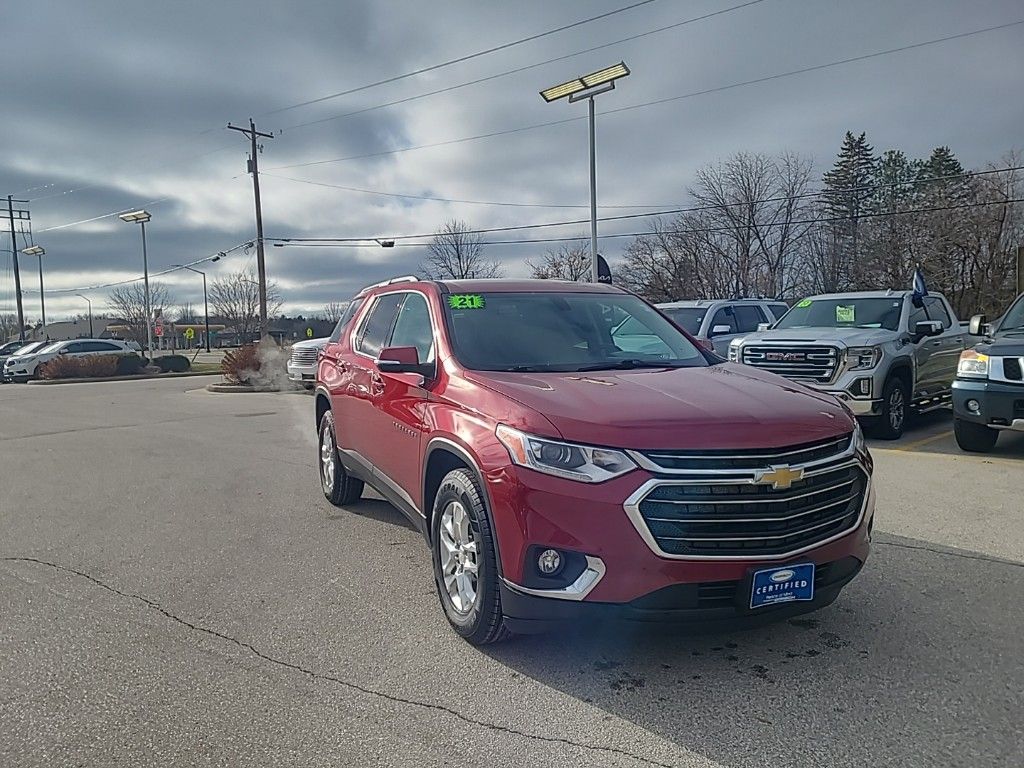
[923,297,952,328]
[82,341,120,352]
[64,342,86,353]
[389,293,435,362]
[329,298,364,343]
[354,293,404,357]
[768,303,789,320]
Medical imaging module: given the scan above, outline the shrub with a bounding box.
[116,354,147,375]
[221,345,261,384]
[38,354,120,380]
[38,355,82,380]
[78,355,119,378]
[155,354,191,373]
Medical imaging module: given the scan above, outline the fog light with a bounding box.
[966,399,981,414]
[537,549,562,575]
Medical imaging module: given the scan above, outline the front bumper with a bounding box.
[952,378,1024,429]
[827,392,880,416]
[487,456,874,625]
[286,363,316,383]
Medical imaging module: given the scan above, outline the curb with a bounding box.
[27,371,221,386]
[205,382,296,393]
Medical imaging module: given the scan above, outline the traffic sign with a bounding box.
[154,325,164,337]
[183,328,195,340]
[306,327,313,338]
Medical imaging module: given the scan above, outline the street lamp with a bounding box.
[541,61,629,282]
[118,210,154,362]
[76,294,94,337]
[172,264,211,352]
[21,245,46,338]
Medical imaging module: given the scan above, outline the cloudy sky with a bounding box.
[3,0,1022,320]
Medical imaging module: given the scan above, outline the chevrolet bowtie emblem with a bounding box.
[756,465,804,490]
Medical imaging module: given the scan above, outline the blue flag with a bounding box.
[911,267,928,303]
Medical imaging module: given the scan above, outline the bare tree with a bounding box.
[529,241,591,281]
[209,268,283,340]
[0,312,22,342]
[323,300,349,323]
[107,282,174,343]
[176,302,198,323]
[421,219,503,280]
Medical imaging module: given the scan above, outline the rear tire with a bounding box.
[430,468,510,645]
[869,377,909,440]
[954,418,998,453]
[318,410,364,507]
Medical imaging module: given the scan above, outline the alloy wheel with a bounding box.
[438,500,479,614]
[320,425,336,494]
[889,387,905,432]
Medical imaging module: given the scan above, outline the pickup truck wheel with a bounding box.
[954,418,999,453]
[871,377,909,440]
[318,410,364,507]
[431,468,509,645]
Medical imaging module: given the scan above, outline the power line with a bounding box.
[268,165,1024,243]
[261,172,672,209]
[268,19,1024,172]
[260,0,663,117]
[275,0,770,134]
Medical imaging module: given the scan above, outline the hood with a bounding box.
[738,327,893,347]
[467,363,854,450]
[290,337,330,350]
[979,334,1024,357]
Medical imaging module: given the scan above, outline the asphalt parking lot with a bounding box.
[1,378,1022,767]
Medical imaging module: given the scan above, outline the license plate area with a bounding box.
[749,563,815,609]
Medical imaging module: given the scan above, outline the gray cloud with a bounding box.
[3,0,1023,319]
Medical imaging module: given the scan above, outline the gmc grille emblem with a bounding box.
[766,351,806,362]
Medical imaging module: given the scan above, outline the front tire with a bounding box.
[430,468,509,645]
[318,410,364,507]
[870,377,909,440]
[954,418,998,453]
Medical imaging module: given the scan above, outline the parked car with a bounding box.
[0,340,50,378]
[729,290,967,439]
[314,277,873,645]
[656,298,791,356]
[3,338,135,382]
[287,337,329,387]
[951,292,1024,451]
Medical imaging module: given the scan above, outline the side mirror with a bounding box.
[968,314,987,336]
[756,322,771,332]
[710,324,732,336]
[913,320,943,339]
[376,346,433,379]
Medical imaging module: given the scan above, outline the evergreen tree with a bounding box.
[820,132,878,287]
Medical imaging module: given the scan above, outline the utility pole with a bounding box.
[6,196,27,341]
[228,118,274,340]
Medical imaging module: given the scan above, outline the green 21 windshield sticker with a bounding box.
[796,298,812,308]
[448,294,486,310]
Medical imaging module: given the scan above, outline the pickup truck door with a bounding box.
[707,305,769,357]
[908,296,964,398]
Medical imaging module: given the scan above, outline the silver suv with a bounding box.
[656,299,791,356]
[729,291,967,439]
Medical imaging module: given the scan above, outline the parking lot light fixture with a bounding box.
[76,294,94,337]
[172,264,212,353]
[21,245,47,337]
[540,62,629,282]
[118,210,154,362]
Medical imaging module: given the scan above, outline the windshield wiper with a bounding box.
[572,359,677,372]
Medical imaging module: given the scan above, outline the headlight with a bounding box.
[495,425,636,483]
[845,347,880,370]
[957,349,989,379]
[728,340,741,362]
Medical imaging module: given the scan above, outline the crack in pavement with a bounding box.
[874,539,1024,568]
[1,556,677,768]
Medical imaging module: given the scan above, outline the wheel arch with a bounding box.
[314,386,331,431]
[423,437,504,576]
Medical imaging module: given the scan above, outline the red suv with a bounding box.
[315,278,874,644]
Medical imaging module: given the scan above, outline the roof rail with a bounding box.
[356,275,419,296]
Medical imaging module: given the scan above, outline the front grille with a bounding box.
[290,349,319,366]
[636,466,867,557]
[1003,357,1023,381]
[642,433,851,471]
[741,344,840,383]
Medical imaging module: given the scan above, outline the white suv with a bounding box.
[3,338,134,382]
[287,337,329,387]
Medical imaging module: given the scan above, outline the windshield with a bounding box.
[35,341,64,354]
[444,292,708,372]
[998,295,1024,331]
[660,307,706,335]
[774,297,903,331]
[16,342,47,355]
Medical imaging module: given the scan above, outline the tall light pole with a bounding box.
[76,294,94,338]
[541,62,629,283]
[118,210,154,361]
[172,264,211,352]
[21,245,46,338]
